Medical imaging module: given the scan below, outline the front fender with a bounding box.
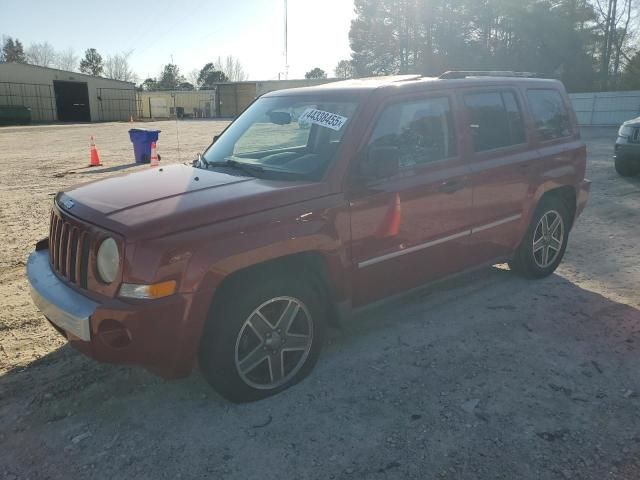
[151,194,351,374]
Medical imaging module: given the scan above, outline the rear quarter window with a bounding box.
[463,91,526,152]
[527,89,572,141]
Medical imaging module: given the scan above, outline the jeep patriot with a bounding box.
[27,72,591,402]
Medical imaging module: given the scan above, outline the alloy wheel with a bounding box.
[234,296,313,390]
[532,210,564,269]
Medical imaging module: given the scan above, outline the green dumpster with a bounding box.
[0,105,32,126]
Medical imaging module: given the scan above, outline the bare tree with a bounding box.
[611,0,637,79]
[55,48,78,72]
[26,41,56,67]
[593,0,638,88]
[187,68,200,89]
[213,55,247,81]
[104,50,138,83]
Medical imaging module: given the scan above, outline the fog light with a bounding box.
[119,280,177,299]
[98,319,131,348]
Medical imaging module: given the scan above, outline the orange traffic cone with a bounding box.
[150,141,160,167]
[376,193,402,238]
[89,136,101,167]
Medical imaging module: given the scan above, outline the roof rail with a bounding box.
[438,71,546,80]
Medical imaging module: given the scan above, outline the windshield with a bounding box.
[201,95,358,180]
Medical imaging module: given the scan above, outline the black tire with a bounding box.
[509,197,571,279]
[615,156,637,177]
[198,270,326,403]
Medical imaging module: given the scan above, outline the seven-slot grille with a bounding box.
[632,127,640,143]
[48,208,91,288]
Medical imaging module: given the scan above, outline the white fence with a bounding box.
[569,91,640,126]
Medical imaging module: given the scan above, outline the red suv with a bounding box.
[27,73,590,402]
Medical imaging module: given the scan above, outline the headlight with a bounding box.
[96,237,119,284]
[618,125,634,138]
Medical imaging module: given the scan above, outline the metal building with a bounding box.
[217,79,338,117]
[137,79,339,120]
[0,63,137,122]
[137,90,217,119]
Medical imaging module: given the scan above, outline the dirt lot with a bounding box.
[0,121,638,479]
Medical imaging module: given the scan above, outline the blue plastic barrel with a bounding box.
[128,129,161,164]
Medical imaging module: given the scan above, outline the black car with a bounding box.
[615,117,640,176]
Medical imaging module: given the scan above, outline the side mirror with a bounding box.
[361,146,400,180]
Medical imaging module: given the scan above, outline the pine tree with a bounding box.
[2,37,27,63]
[79,48,104,76]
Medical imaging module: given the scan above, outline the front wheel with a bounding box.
[509,197,571,278]
[199,274,326,403]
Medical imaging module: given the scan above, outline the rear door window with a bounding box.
[464,91,526,152]
[527,89,572,141]
[368,96,457,169]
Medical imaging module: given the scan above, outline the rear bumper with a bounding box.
[576,179,591,221]
[27,248,203,378]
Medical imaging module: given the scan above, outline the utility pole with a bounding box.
[284,0,289,79]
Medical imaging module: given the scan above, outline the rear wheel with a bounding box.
[199,273,326,403]
[615,156,638,177]
[509,197,571,278]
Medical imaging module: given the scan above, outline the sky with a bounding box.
[1,0,356,81]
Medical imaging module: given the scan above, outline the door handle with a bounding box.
[439,180,464,194]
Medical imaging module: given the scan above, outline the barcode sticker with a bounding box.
[299,108,348,131]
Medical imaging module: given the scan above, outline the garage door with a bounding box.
[150,98,169,118]
[53,81,91,122]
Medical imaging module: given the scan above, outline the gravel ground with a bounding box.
[0,122,638,480]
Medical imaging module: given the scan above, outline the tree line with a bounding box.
[3,1,638,93]
[140,56,248,91]
[0,37,138,83]
[348,0,639,92]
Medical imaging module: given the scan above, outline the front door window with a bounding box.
[367,97,457,170]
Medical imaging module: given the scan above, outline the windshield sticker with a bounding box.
[299,108,348,131]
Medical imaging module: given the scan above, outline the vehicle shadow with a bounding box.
[620,174,640,187]
[76,162,140,175]
[52,163,140,178]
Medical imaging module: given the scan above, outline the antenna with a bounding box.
[284,0,289,79]
[172,92,181,162]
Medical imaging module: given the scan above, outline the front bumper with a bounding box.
[28,250,96,341]
[27,248,204,378]
[614,142,640,161]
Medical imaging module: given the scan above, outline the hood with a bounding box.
[623,117,640,127]
[58,164,326,239]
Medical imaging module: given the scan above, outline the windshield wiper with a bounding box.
[192,153,205,167]
[227,159,264,176]
[198,157,264,177]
